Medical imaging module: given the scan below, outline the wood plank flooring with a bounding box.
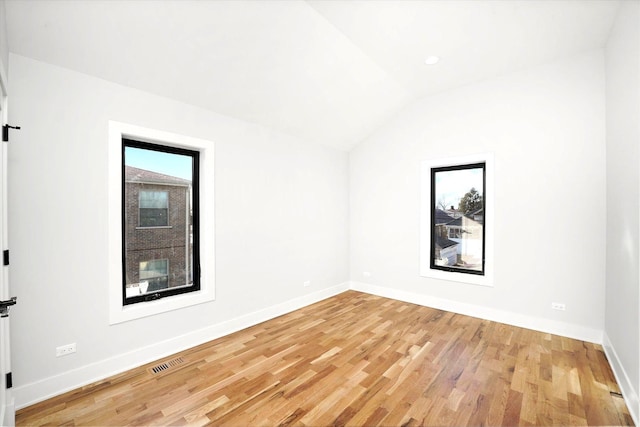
[16,291,634,426]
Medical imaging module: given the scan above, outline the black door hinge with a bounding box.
[5,372,11,389]
[3,250,8,266]
[2,124,20,142]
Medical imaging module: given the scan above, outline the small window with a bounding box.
[139,191,169,227]
[448,227,462,239]
[122,138,200,305]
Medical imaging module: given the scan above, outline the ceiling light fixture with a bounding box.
[424,56,440,65]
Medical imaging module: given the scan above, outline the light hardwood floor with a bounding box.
[17,291,634,426]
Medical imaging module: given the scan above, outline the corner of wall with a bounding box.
[348,281,603,344]
[603,332,639,425]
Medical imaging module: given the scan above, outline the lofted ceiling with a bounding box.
[5,0,620,151]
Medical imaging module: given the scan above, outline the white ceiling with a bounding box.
[5,0,620,151]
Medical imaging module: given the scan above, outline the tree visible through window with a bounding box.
[431,163,486,275]
[122,138,200,305]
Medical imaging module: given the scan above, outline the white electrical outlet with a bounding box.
[551,302,566,311]
[363,272,371,278]
[56,343,76,357]
[303,281,310,287]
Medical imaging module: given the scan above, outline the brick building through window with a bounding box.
[124,165,193,297]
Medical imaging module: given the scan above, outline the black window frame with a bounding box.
[122,138,201,305]
[430,162,486,276]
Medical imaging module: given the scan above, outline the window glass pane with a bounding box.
[139,191,169,226]
[431,163,485,275]
[139,260,169,292]
[139,208,168,227]
[140,259,168,279]
[140,191,168,208]
[123,139,200,304]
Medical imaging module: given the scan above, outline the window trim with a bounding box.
[420,153,494,287]
[109,121,215,324]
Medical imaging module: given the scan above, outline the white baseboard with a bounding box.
[349,281,603,344]
[603,333,639,426]
[14,282,349,410]
[14,281,623,416]
[351,281,640,419]
[2,395,15,427]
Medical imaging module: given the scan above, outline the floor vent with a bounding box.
[150,357,185,374]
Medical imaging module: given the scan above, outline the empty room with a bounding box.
[0,0,638,426]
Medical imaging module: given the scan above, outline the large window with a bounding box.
[109,121,215,324]
[430,163,485,275]
[122,138,200,305]
[420,153,493,287]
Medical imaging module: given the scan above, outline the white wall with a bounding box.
[7,54,349,408]
[350,50,606,342]
[0,0,7,80]
[605,0,640,422]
